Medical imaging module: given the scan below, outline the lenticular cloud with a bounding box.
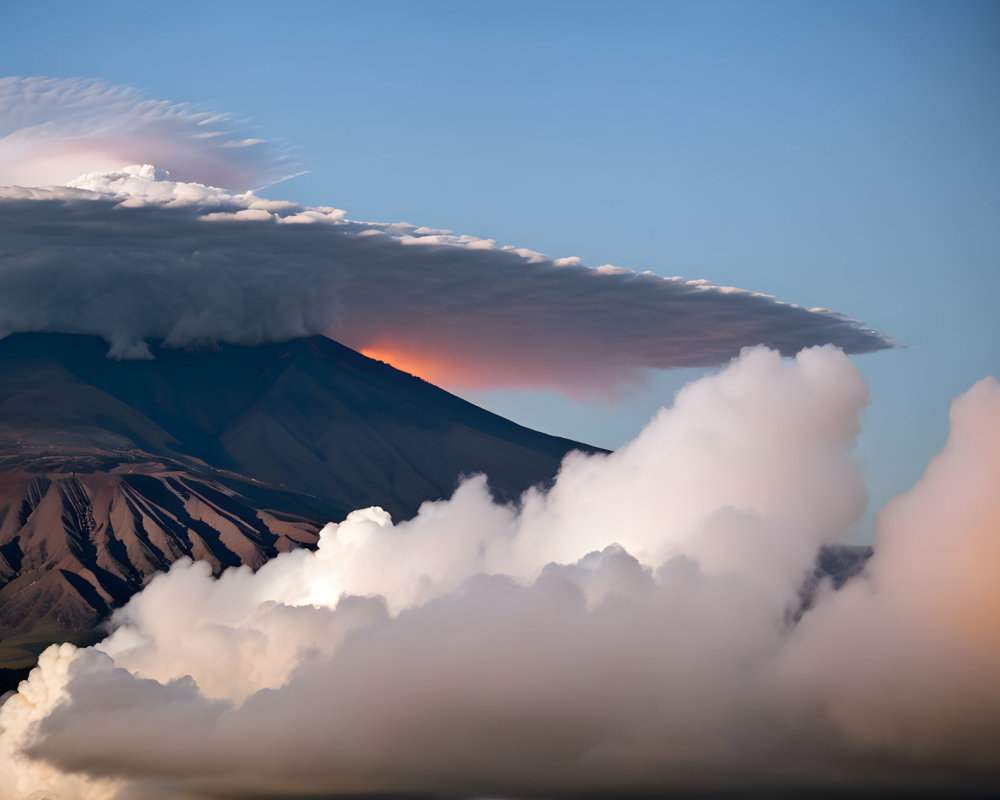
[2,347,998,799]
[0,77,294,190]
[0,161,892,394]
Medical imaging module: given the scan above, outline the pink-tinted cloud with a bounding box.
[0,77,295,190]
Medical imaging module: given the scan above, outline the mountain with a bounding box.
[0,333,598,671]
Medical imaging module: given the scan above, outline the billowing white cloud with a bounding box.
[2,347,997,799]
[0,165,892,394]
[777,375,1000,768]
[0,77,295,190]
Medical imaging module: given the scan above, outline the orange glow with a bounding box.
[359,345,469,386]
[356,340,625,398]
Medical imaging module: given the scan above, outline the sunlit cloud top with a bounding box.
[0,76,296,190]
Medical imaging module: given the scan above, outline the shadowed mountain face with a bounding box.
[0,333,598,662]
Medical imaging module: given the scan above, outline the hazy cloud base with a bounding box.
[0,165,892,395]
[2,347,998,799]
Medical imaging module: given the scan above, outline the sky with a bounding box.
[2,4,1000,796]
[1,0,998,539]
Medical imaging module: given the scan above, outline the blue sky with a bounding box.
[2,0,998,540]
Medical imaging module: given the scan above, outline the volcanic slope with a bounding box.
[0,333,598,666]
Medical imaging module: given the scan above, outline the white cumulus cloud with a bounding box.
[2,347,998,799]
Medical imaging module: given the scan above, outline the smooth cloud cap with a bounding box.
[0,164,894,395]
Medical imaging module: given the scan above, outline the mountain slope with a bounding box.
[0,467,318,640]
[0,333,598,663]
[0,333,595,518]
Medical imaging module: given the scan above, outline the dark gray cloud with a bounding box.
[0,167,893,394]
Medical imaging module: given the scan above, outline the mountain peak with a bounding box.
[0,333,599,663]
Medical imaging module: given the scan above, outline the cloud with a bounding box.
[0,77,295,190]
[0,165,893,395]
[2,347,997,799]
[776,375,1000,768]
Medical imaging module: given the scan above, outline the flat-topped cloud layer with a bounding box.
[0,77,893,394]
[0,163,892,395]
